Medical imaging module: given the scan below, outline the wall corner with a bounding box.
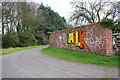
[105,28,114,55]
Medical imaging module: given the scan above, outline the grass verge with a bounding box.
[1,45,48,56]
[42,47,119,68]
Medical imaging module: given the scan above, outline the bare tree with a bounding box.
[2,2,16,35]
[69,0,119,26]
[116,1,120,24]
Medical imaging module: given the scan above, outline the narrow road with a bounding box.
[2,46,118,78]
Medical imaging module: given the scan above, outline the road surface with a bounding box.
[2,46,119,78]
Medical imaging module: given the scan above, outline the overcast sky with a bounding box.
[28,0,120,22]
[2,0,119,22]
[28,0,74,22]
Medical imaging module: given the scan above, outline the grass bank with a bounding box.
[1,45,48,56]
[42,47,119,68]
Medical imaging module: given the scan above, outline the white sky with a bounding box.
[2,0,120,22]
[28,0,74,22]
[27,0,119,22]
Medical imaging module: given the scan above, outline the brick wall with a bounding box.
[49,23,114,55]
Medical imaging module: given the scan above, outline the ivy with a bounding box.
[99,19,114,28]
[99,18,120,33]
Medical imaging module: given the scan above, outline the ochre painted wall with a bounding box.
[49,23,113,55]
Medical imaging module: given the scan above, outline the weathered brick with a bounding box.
[49,23,114,55]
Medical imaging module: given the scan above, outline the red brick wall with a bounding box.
[49,23,113,55]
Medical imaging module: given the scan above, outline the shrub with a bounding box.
[33,32,49,45]
[99,18,120,33]
[114,51,120,56]
[19,32,37,47]
[99,18,114,28]
[111,24,120,33]
[2,34,19,48]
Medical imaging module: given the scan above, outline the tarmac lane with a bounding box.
[2,46,119,78]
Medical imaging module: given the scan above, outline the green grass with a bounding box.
[42,47,119,68]
[1,45,48,56]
